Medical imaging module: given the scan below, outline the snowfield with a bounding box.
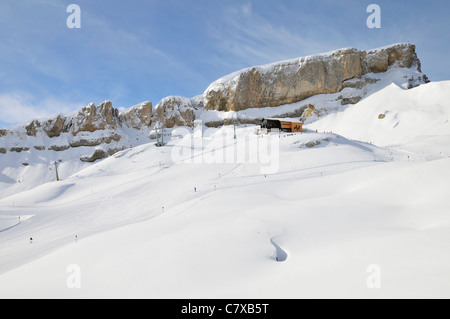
[0,80,450,299]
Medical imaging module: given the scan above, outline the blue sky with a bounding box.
[0,0,449,128]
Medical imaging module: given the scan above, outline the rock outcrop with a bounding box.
[153,96,200,128]
[73,101,119,135]
[203,43,426,112]
[119,101,153,130]
[21,100,153,139]
[365,44,423,73]
[0,43,430,162]
[0,100,153,162]
[80,149,109,163]
[25,115,72,138]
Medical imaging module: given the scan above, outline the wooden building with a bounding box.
[261,118,303,133]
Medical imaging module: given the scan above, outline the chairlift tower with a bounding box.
[155,124,166,147]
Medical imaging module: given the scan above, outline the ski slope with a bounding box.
[309,81,450,151]
[0,127,152,201]
[0,81,450,298]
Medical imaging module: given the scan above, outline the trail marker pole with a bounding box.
[54,161,60,181]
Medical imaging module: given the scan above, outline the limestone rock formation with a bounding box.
[19,100,153,140]
[0,100,154,161]
[0,43,430,163]
[203,43,426,112]
[119,101,153,129]
[73,101,119,135]
[153,96,199,128]
[365,44,422,73]
[5,100,153,139]
[80,149,108,163]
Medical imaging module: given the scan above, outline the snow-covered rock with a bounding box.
[7,100,152,140]
[0,42,449,298]
[153,96,200,128]
[0,101,154,198]
[119,101,153,130]
[203,43,427,112]
[0,43,433,199]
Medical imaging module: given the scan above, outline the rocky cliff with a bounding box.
[153,96,201,128]
[0,100,152,162]
[0,43,429,163]
[24,100,152,138]
[203,43,427,112]
[149,43,428,128]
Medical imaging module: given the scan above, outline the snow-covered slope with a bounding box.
[0,127,152,200]
[0,43,449,299]
[0,44,428,201]
[0,117,449,298]
[197,67,427,126]
[309,81,450,155]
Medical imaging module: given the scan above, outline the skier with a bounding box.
[194,187,197,192]
[29,237,33,244]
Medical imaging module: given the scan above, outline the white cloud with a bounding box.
[0,93,83,128]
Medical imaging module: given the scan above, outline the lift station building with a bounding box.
[260,118,303,133]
